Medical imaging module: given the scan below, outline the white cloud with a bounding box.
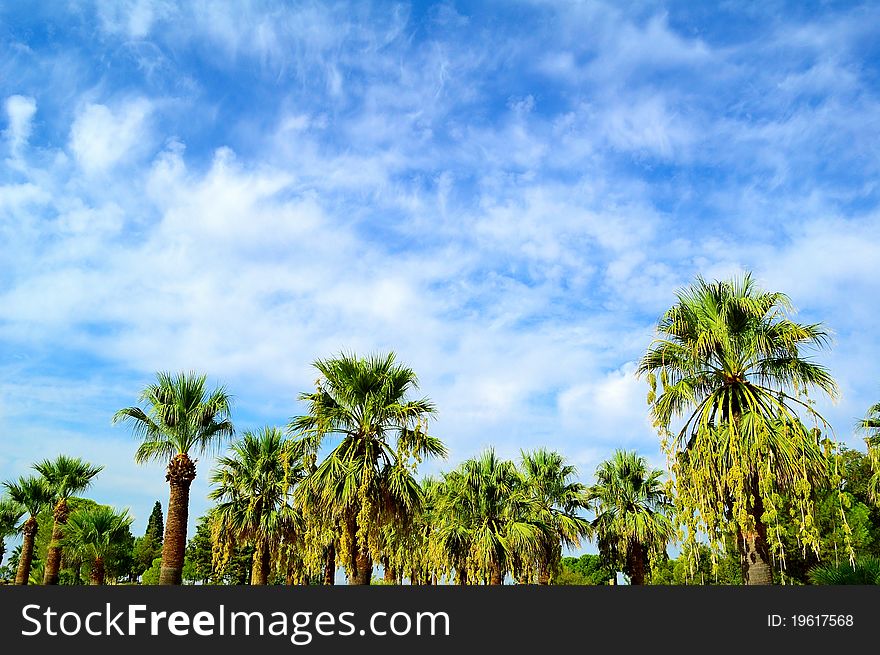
[558,362,654,444]
[3,95,37,156]
[95,0,172,39]
[68,99,153,174]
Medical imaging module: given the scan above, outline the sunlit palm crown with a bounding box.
[443,449,546,573]
[639,274,838,437]
[33,455,103,502]
[113,371,234,462]
[0,499,24,536]
[64,506,134,556]
[289,352,445,515]
[3,476,53,517]
[210,427,304,545]
[637,275,839,483]
[519,449,590,549]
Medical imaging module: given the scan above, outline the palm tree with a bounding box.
[33,455,103,584]
[3,476,53,585]
[637,273,839,584]
[0,498,24,571]
[289,352,445,585]
[587,450,674,585]
[858,400,880,502]
[433,473,474,585]
[210,427,307,585]
[113,371,234,585]
[520,449,591,584]
[441,449,545,585]
[64,506,134,585]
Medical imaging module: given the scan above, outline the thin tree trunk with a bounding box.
[0,538,5,571]
[251,541,270,585]
[323,544,336,585]
[739,474,772,585]
[44,498,70,585]
[351,547,373,585]
[489,561,503,585]
[90,556,105,585]
[456,566,468,585]
[537,562,551,585]
[382,557,397,584]
[626,541,647,585]
[159,454,196,585]
[15,517,38,585]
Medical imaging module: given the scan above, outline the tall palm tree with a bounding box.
[113,371,234,585]
[64,506,134,585]
[289,352,445,585]
[33,455,103,585]
[587,451,674,585]
[637,273,839,584]
[520,449,591,584]
[858,400,880,502]
[293,466,341,586]
[432,472,474,585]
[441,450,545,585]
[0,498,24,571]
[210,427,307,585]
[3,476,53,585]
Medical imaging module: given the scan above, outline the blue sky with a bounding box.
[1,0,879,540]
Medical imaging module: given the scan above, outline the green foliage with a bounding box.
[132,536,162,577]
[809,557,880,585]
[145,501,164,545]
[182,514,253,584]
[553,554,614,585]
[648,543,741,585]
[141,557,162,585]
[0,498,24,569]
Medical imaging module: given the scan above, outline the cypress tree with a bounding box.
[145,501,164,546]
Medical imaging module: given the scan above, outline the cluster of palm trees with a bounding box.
[109,353,674,585]
[3,272,878,586]
[0,455,132,585]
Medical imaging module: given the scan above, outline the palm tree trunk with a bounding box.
[739,474,772,585]
[323,544,336,585]
[0,538,5,570]
[456,566,468,585]
[44,498,70,585]
[537,562,551,585]
[489,561,503,585]
[251,541,270,585]
[351,547,373,585]
[90,556,105,585]
[159,453,196,585]
[382,556,397,584]
[15,517,38,585]
[626,542,647,585]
